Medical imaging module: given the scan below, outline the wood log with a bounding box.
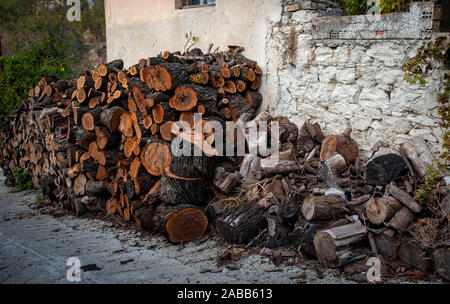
[243,91,263,110]
[400,136,436,180]
[239,154,261,180]
[160,171,207,206]
[313,222,367,268]
[140,141,172,176]
[100,106,124,132]
[374,228,398,257]
[365,196,403,225]
[217,200,267,244]
[97,59,124,77]
[169,154,217,179]
[318,153,346,187]
[386,184,423,213]
[301,194,348,221]
[151,204,208,243]
[365,147,408,185]
[388,206,414,231]
[320,127,358,166]
[398,240,431,272]
[213,168,241,194]
[432,247,450,281]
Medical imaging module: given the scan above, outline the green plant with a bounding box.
[35,192,45,203]
[380,0,408,13]
[0,1,106,122]
[403,36,450,208]
[402,36,450,170]
[12,167,33,191]
[343,0,368,15]
[413,162,441,205]
[0,41,69,122]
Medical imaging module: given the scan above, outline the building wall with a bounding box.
[105,0,447,157]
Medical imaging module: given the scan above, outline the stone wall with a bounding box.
[104,0,447,157]
[268,1,448,156]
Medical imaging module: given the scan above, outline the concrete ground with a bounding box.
[0,171,442,284]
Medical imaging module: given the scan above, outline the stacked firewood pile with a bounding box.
[208,112,449,281]
[0,46,263,243]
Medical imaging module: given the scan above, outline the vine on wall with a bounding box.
[402,36,450,205]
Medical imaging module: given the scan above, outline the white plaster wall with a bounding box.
[104,0,282,108]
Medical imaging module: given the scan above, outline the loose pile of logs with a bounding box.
[0,46,263,244]
[0,46,448,281]
[207,113,449,281]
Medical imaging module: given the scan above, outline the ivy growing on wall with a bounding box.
[402,36,450,203]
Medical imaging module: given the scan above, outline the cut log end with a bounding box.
[166,207,208,243]
[169,86,198,111]
[141,142,172,176]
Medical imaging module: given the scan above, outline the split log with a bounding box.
[313,222,367,268]
[386,184,423,213]
[301,194,348,221]
[318,153,346,187]
[239,154,261,180]
[320,127,358,166]
[217,200,267,244]
[297,121,324,153]
[365,196,403,225]
[271,116,298,144]
[400,136,436,180]
[388,206,414,231]
[365,147,408,185]
[213,168,241,194]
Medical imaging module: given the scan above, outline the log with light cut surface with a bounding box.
[320,127,358,166]
[365,196,402,225]
[302,194,348,221]
[140,141,172,176]
[313,222,367,268]
[152,204,208,243]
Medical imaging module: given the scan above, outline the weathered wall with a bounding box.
[104,0,282,107]
[269,1,448,156]
[105,0,447,157]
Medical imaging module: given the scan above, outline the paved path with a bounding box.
[0,171,439,284]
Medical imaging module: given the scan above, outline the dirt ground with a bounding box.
[0,170,444,284]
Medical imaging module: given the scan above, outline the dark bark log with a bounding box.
[398,240,431,272]
[365,147,408,185]
[217,200,267,244]
[160,172,207,206]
